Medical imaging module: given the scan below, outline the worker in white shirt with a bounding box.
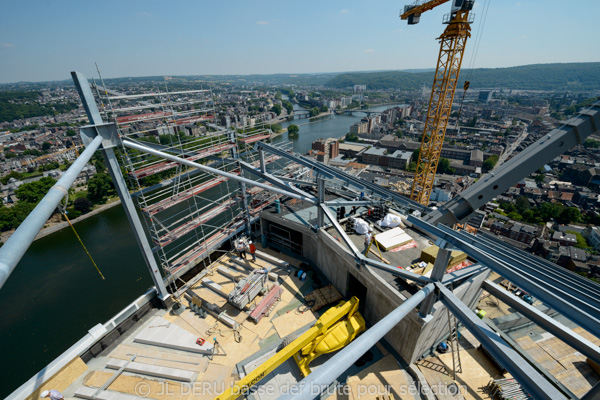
[364,227,373,254]
[236,238,247,260]
[41,390,64,400]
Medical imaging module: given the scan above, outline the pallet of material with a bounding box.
[305,284,343,311]
[420,245,467,268]
[374,227,413,251]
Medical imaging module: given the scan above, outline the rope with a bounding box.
[206,322,243,343]
[61,210,105,280]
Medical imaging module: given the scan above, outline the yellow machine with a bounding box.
[402,0,475,205]
[213,297,366,400]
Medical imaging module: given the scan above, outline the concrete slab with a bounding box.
[106,358,196,382]
[134,316,214,354]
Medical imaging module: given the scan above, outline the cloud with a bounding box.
[256,21,269,26]
[1,42,14,48]
[364,49,375,53]
[340,9,349,14]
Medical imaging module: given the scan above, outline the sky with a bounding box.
[0,0,599,83]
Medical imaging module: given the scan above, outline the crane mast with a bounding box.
[402,0,474,205]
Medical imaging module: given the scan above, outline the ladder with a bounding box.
[446,307,462,380]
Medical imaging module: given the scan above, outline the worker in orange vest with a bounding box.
[248,240,257,262]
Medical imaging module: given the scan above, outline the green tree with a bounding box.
[412,148,421,163]
[558,207,581,224]
[271,103,282,116]
[42,142,52,151]
[66,129,76,137]
[515,196,530,213]
[507,211,523,221]
[282,101,293,114]
[15,177,56,204]
[345,131,359,142]
[320,105,328,113]
[270,123,282,133]
[287,124,299,137]
[534,174,545,184]
[1,171,24,185]
[309,107,320,117]
[482,154,499,172]
[73,197,93,213]
[87,173,114,203]
[537,202,563,222]
[436,158,455,174]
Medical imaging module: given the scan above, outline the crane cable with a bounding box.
[59,198,105,280]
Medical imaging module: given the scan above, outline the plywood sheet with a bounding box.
[195,363,234,400]
[279,275,305,303]
[417,359,465,400]
[26,357,88,400]
[573,327,600,345]
[272,309,316,339]
[346,354,412,400]
[538,337,576,360]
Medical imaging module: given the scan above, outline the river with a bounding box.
[0,102,401,397]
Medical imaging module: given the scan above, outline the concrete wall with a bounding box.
[260,212,490,364]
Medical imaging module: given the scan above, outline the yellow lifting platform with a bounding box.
[213,296,366,400]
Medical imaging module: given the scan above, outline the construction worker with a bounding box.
[248,240,257,262]
[236,238,247,260]
[364,227,373,254]
[40,390,64,400]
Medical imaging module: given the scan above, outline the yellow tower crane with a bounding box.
[402,0,475,205]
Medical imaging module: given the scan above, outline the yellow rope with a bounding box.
[62,211,105,280]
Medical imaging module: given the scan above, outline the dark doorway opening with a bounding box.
[347,273,368,315]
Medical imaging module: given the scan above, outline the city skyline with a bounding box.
[1,0,599,84]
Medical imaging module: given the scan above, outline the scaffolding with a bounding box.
[92,78,295,281]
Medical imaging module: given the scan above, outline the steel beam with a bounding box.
[279,284,434,400]
[362,257,432,285]
[435,224,600,316]
[475,231,600,301]
[418,247,451,317]
[317,177,325,228]
[437,283,567,400]
[256,141,426,211]
[276,176,317,186]
[441,263,488,286]
[0,134,103,290]
[238,160,317,201]
[482,279,600,366]
[323,200,377,207]
[72,71,173,300]
[426,100,600,225]
[409,216,600,335]
[319,204,361,258]
[122,140,318,205]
